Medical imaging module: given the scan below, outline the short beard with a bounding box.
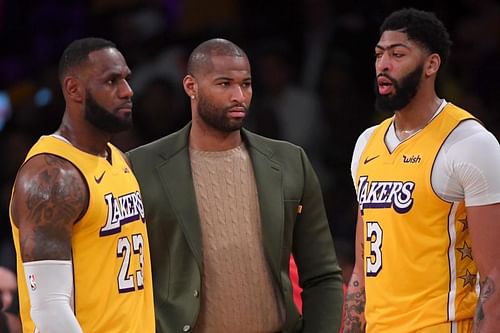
[85,93,132,133]
[374,64,423,113]
[197,95,247,132]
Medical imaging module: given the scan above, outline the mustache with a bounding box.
[225,103,248,111]
[377,73,397,85]
[114,101,133,111]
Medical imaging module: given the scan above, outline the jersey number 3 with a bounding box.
[366,221,383,276]
[117,234,144,293]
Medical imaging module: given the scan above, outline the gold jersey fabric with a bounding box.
[10,135,155,333]
[355,104,478,333]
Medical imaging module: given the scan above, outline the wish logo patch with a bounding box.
[403,154,421,164]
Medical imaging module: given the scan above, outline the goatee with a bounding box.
[197,95,248,132]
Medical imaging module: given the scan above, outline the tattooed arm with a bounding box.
[343,210,366,333]
[10,153,88,333]
[467,203,500,332]
[11,153,88,261]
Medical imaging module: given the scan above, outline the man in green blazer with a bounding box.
[127,38,343,333]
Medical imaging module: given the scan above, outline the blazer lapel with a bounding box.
[245,131,284,280]
[156,125,203,269]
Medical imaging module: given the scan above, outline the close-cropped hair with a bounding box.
[186,38,247,76]
[380,8,452,67]
[58,37,117,81]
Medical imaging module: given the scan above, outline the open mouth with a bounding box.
[377,76,394,95]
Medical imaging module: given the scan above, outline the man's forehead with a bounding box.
[86,48,130,75]
[206,55,250,73]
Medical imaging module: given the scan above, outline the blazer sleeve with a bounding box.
[292,147,344,333]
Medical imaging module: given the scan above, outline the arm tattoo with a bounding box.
[21,155,86,261]
[343,277,366,333]
[473,276,495,332]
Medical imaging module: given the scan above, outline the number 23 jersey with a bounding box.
[11,135,155,333]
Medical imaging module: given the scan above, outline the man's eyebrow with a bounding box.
[375,43,411,51]
[212,75,252,81]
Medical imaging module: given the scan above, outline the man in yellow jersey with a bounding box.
[9,38,155,333]
[127,38,344,333]
[343,8,500,333]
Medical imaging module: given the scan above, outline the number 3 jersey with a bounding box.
[355,104,478,332]
[10,135,155,333]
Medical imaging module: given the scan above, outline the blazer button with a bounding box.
[183,324,191,332]
[193,290,199,297]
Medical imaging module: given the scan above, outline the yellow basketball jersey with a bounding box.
[355,104,478,332]
[10,135,155,333]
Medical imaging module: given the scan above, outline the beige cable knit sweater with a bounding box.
[190,144,284,333]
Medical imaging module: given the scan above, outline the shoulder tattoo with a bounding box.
[20,154,87,261]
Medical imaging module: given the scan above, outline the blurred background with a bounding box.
[0,0,499,291]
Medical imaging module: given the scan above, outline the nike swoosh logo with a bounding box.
[94,171,106,184]
[364,155,380,164]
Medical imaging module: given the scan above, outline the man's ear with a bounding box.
[63,76,84,103]
[183,75,197,100]
[425,53,441,77]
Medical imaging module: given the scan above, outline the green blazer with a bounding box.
[127,124,344,333]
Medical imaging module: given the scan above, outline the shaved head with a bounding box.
[187,38,248,76]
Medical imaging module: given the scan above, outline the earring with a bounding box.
[190,95,195,100]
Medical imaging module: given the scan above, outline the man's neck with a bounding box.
[57,113,111,157]
[393,91,442,140]
[189,123,242,152]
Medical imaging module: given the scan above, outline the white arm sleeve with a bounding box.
[23,260,83,333]
[432,120,500,206]
[351,125,377,190]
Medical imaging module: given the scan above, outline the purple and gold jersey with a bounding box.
[10,135,155,333]
[355,104,478,332]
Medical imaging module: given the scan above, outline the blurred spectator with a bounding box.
[0,266,20,333]
[317,52,369,238]
[452,0,500,137]
[134,77,190,142]
[248,40,331,185]
[0,130,34,253]
[299,0,366,91]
